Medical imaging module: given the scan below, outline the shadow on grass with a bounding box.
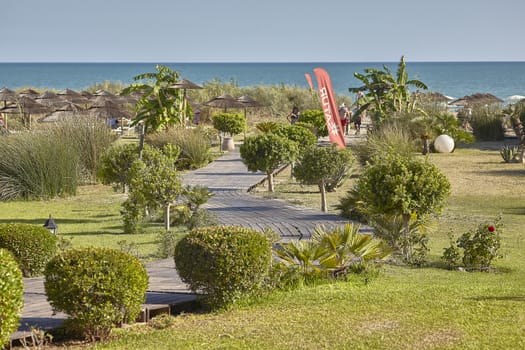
[0,218,96,225]
[466,295,525,302]
[64,230,124,236]
[481,168,525,177]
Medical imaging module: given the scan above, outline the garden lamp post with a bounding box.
[43,215,58,234]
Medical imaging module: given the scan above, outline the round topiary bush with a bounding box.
[212,113,246,137]
[0,248,24,348]
[44,247,149,341]
[0,223,58,277]
[174,225,273,309]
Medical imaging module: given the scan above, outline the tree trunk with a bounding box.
[402,213,412,261]
[319,182,327,212]
[165,203,171,231]
[267,172,274,192]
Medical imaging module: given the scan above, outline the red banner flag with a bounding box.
[304,73,314,90]
[313,68,346,149]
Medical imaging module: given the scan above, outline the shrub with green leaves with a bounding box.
[174,226,273,309]
[44,247,148,341]
[0,223,58,277]
[442,217,503,270]
[0,248,23,348]
[273,124,318,154]
[212,113,246,137]
[297,110,327,137]
[97,143,139,192]
[343,153,450,264]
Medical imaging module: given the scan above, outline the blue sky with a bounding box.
[3,0,524,62]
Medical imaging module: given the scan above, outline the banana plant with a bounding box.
[349,56,428,124]
[122,65,187,133]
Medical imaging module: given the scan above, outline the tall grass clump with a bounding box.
[47,118,116,183]
[470,106,505,141]
[353,120,417,165]
[0,131,80,200]
[146,127,212,169]
[0,118,114,200]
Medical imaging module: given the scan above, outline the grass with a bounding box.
[86,142,525,349]
[0,185,165,260]
[4,141,525,349]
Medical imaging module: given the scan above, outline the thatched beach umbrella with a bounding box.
[236,94,264,124]
[57,89,90,104]
[2,96,51,129]
[204,94,245,111]
[450,93,503,107]
[18,89,39,99]
[89,98,131,130]
[0,87,17,107]
[169,79,203,125]
[35,91,64,107]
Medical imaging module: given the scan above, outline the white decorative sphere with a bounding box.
[434,134,455,153]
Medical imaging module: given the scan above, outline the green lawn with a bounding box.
[0,184,164,260]
[3,143,525,349]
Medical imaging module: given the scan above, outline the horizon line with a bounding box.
[1,60,525,64]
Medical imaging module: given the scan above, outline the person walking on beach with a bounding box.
[338,103,349,135]
[287,106,300,124]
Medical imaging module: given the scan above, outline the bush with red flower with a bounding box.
[442,216,503,270]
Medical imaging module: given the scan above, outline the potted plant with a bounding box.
[212,113,246,151]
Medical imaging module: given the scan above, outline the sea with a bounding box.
[1,62,524,102]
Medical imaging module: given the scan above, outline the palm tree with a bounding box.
[312,223,392,275]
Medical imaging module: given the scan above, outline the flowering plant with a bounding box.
[442,216,503,270]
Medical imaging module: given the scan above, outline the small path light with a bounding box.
[43,215,58,234]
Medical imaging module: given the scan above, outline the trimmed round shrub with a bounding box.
[212,113,246,137]
[44,247,149,341]
[0,223,58,277]
[0,248,24,348]
[273,124,317,154]
[297,110,328,137]
[174,226,273,309]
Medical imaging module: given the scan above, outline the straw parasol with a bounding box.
[449,93,503,107]
[1,96,51,129]
[35,91,64,107]
[203,94,245,111]
[0,87,17,107]
[18,89,39,99]
[169,79,203,126]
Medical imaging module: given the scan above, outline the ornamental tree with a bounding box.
[240,134,299,192]
[124,146,182,232]
[292,144,354,212]
[273,124,318,155]
[212,113,246,137]
[298,110,328,137]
